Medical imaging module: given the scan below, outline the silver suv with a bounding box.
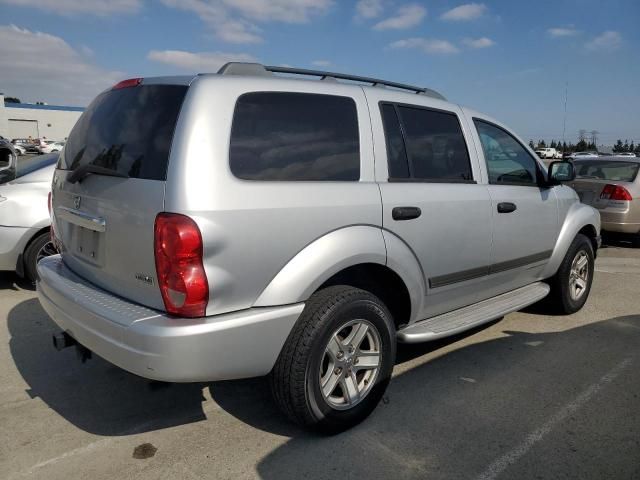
[37,63,600,433]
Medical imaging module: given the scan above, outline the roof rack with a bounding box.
[216,62,446,101]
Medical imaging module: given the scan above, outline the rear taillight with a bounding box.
[47,191,52,216]
[112,78,142,89]
[154,213,209,318]
[600,184,633,201]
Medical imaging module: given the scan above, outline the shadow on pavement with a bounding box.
[0,272,35,291]
[8,297,640,479]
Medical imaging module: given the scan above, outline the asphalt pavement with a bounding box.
[1,243,638,479]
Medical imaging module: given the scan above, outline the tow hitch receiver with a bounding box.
[52,332,93,363]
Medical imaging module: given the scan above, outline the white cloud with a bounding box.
[311,60,333,67]
[440,3,486,21]
[390,38,459,54]
[585,31,622,52]
[547,26,579,38]
[148,50,256,72]
[0,0,141,15]
[373,4,426,30]
[160,0,333,44]
[0,24,122,105]
[462,37,495,48]
[355,0,384,19]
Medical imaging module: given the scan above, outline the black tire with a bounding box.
[270,285,396,434]
[23,231,54,283]
[548,233,594,314]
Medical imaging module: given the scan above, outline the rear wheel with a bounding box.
[270,286,395,434]
[23,231,56,283]
[548,233,594,314]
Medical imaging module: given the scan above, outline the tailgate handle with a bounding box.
[56,207,106,232]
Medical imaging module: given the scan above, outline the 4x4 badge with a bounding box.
[74,196,81,209]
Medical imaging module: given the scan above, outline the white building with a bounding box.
[0,94,84,141]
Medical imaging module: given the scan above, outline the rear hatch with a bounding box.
[570,160,639,208]
[51,80,189,318]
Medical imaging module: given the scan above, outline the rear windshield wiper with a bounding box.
[67,164,129,184]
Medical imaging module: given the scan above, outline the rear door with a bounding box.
[369,93,493,320]
[51,80,189,315]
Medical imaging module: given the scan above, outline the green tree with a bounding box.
[623,140,630,152]
[529,140,535,149]
[550,140,557,148]
[4,96,20,103]
[629,141,635,153]
[537,139,546,148]
[613,139,624,152]
[576,140,588,151]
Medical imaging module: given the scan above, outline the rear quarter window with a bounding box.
[229,92,360,181]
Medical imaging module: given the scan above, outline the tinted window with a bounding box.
[380,104,410,178]
[230,92,360,181]
[396,106,472,181]
[60,85,187,180]
[575,160,639,182]
[474,120,539,186]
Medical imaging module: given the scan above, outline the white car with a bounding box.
[14,145,26,156]
[39,141,64,154]
[568,151,599,160]
[613,152,637,157]
[534,147,561,159]
[0,153,58,282]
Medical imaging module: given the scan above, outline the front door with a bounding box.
[472,119,559,297]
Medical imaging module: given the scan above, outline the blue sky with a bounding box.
[1,0,638,145]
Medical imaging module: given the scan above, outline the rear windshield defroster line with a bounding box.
[60,85,188,181]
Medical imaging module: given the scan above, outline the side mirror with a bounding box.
[547,161,575,185]
[0,146,17,184]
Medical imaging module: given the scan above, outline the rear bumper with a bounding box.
[600,210,640,234]
[36,255,304,382]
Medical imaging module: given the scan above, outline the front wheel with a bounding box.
[548,233,594,314]
[270,286,396,434]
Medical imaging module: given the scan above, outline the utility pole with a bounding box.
[590,130,599,149]
[578,129,586,142]
[562,80,568,150]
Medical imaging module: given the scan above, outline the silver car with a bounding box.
[0,153,58,282]
[569,157,640,246]
[37,63,600,432]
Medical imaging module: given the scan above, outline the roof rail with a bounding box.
[216,62,446,100]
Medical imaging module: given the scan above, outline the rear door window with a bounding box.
[60,84,188,181]
[381,103,473,182]
[230,92,360,181]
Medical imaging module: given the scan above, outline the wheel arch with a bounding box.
[542,202,600,279]
[253,225,424,326]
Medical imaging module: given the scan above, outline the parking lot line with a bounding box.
[475,356,633,480]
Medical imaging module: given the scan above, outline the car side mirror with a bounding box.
[547,161,575,185]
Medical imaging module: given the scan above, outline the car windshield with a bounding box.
[574,160,639,182]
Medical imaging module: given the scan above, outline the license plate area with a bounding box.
[70,225,104,265]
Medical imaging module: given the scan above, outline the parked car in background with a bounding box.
[14,144,26,156]
[534,147,561,159]
[0,138,17,184]
[568,151,599,160]
[37,63,600,433]
[613,152,637,157]
[11,138,39,153]
[569,157,640,247]
[38,141,65,154]
[0,153,58,282]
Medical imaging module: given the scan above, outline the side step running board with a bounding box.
[397,282,550,343]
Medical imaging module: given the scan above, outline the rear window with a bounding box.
[575,161,639,182]
[59,85,187,181]
[229,92,360,181]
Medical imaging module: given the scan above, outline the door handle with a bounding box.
[392,206,422,221]
[497,202,517,213]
